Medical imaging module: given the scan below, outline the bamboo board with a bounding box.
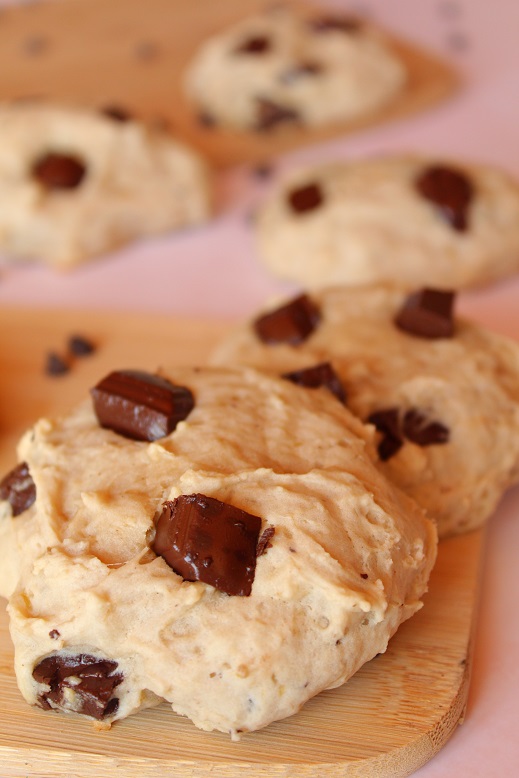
[0,307,484,777]
[0,0,458,168]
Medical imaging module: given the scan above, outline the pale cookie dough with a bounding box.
[211,287,519,537]
[184,6,406,131]
[1,366,436,737]
[0,102,211,269]
[254,155,519,290]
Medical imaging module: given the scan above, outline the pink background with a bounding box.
[1,1,519,775]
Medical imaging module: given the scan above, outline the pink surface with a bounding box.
[1,1,519,775]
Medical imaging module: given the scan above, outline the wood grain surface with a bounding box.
[0,307,483,777]
[0,0,458,168]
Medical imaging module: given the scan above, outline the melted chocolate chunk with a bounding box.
[279,62,323,83]
[253,293,321,345]
[68,334,96,357]
[402,409,450,446]
[395,288,456,339]
[282,362,346,404]
[153,494,262,596]
[253,97,300,132]
[256,526,275,556]
[33,653,123,720]
[234,35,271,54]
[287,182,324,214]
[309,15,362,33]
[367,408,403,461]
[0,461,36,516]
[32,152,86,190]
[415,165,473,231]
[91,370,194,441]
[45,351,70,376]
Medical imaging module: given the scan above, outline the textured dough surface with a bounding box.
[255,155,519,290]
[1,366,436,737]
[0,103,211,268]
[211,287,519,537]
[184,6,406,131]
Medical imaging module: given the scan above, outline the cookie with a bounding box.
[1,366,436,737]
[211,287,519,538]
[254,155,519,290]
[0,102,211,268]
[183,6,406,132]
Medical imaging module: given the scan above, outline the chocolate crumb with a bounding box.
[253,97,301,132]
[234,35,271,55]
[101,105,132,122]
[360,573,368,579]
[45,352,70,376]
[49,630,60,640]
[68,334,96,357]
[257,526,275,556]
[251,162,274,179]
[197,111,217,129]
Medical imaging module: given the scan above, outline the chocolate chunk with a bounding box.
[68,334,96,357]
[282,362,346,404]
[33,653,123,720]
[0,462,36,516]
[49,629,60,640]
[32,152,86,190]
[234,35,271,54]
[253,293,321,345]
[251,162,274,179]
[253,97,300,132]
[287,182,324,214]
[101,105,132,122]
[395,288,456,339]
[279,62,323,84]
[91,370,194,441]
[415,165,473,231]
[309,15,362,33]
[402,409,450,446]
[367,408,403,461]
[45,351,70,376]
[153,493,262,596]
[256,526,275,556]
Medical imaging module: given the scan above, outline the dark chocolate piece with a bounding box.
[253,293,321,345]
[367,408,403,461]
[197,111,217,128]
[282,362,346,404]
[153,493,262,596]
[395,288,456,339]
[415,165,473,231]
[49,630,60,640]
[101,105,132,122]
[279,62,323,83]
[0,461,36,516]
[32,152,86,190]
[402,409,450,446]
[256,526,275,556]
[253,97,300,132]
[68,334,96,357]
[309,15,361,33]
[234,35,271,54]
[33,653,123,720]
[90,370,194,442]
[287,181,324,214]
[45,351,70,376]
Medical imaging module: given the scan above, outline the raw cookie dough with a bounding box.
[211,286,519,537]
[0,102,211,268]
[184,6,406,132]
[254,155,519,290]
[1,366,436,737]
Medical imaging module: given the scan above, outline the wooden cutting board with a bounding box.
[0,0,458,168]
[0,307,484,777]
